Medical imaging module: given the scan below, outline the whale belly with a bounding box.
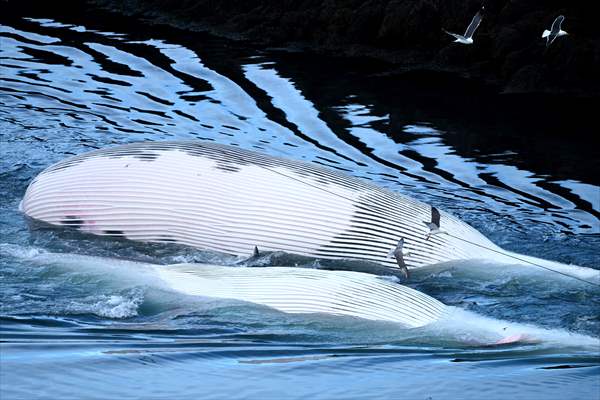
[157,264,447,328]
[21,141,499,270]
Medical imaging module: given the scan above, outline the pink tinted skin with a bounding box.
[496,334,528,345]
[494,333,541,345]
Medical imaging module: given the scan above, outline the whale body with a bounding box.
[156,264,447,327]
[1,244,445,328]
[19,141,599,281]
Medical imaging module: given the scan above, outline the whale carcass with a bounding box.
[2,245,446,328]
[19,141,594,279]
[157,264,447,327]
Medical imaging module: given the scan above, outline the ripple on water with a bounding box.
[0,13,599,400]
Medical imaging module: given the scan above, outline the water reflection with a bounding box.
[1,13,599,400]
[1,15,598,242]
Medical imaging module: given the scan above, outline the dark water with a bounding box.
[1,11,599,400]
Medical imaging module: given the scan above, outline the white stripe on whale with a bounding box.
[19,141,600,282]
[156,264,447,327]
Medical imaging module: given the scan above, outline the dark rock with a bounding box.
[86,0,600,95]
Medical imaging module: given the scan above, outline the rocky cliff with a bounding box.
[89,0,599,96]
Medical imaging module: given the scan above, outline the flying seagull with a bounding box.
[423,207,446,240]
[542,15,567,47]
[387,238,411,279]
[444,8,484,44]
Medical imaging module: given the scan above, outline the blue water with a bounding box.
[1,12,599,400]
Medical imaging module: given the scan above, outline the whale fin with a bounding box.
[542,30,550,38]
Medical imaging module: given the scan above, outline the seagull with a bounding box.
[423,207,446,240]
[542,15,567,47]
[387,238,411,279]
[444,8,484,44]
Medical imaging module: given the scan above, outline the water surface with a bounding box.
[1,11,599,400]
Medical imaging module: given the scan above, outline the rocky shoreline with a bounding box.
[86,0,599,96]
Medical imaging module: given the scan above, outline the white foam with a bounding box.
[1,243,166,289]
[67,293,143,319]
[429,306,600,348]
[0,243,45,260]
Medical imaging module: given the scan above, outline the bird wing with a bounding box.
[393,248,406,269]
[551,15,565,36]
[444,30,464,41]
[392,250,410,279]
[388,238,404,258]
[431,207,441,227]
[464,11,483,39]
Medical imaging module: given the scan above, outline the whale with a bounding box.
[2,244,571,345]
[157,264,446,327]
[19,141,599,283]
[0,244,445,328]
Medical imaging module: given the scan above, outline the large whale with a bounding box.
[19,141,599,283]
[1,244,444,328]
[3,244,570,344]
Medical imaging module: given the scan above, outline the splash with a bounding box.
[66,291,144,319]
